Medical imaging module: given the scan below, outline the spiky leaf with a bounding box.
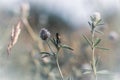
[94,38,101,47]
[61,45,73,51]
[96,46,109,50]
[50,38,59,49]
[40,52,51,55]
[96,19,102,25]
[95,30,104,35]
[50,38,56,46]
[82,34,92,46]
[90,16,94,21]
[97,70,111,75]
[88,21,92,26]
[95,56,101,67]
[41,52,56,56]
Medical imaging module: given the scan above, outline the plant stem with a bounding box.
[46,41,64,80]
[56,52,64,80]
[91,30,97,80]
[21,18,45,51]
[46,40,54,55]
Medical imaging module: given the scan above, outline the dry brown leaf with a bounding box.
[7,21,22,55]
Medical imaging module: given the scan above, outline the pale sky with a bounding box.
[0,0,120,28]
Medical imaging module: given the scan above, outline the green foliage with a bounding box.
[61,44,73,51]
[82,34,92,46]
[40,30,73,80]
[40,52,56,56]
[94,38,101,47]
[95,46,109,50]
[50,38,60,50]
[95,30,104,34]
[83,13,109,80]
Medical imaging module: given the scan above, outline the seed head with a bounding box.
[7,21,21,55]
[40,28,51,40]
[92,12,101,22]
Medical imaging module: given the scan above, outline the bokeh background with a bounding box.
[0,0,120,80]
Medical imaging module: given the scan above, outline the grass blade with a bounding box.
[82,34,92,46]
[96,46,109,50]
[95,30,104,35]
[94,38,101,47]
[61,44,73,51]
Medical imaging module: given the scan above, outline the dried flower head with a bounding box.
[40,28,51,40]
[92,12,101,22]
[7,21,21,55]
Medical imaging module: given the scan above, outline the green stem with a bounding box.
[92,30,97,80]
[56,51,64,80]
[46,40,64,80]
[46,40,54,55]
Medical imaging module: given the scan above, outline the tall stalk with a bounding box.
[82,12,109,80]
[56,51,64,80]
[46,41,64,80]
[91,30,97,80]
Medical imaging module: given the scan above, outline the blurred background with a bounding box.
[0,0,120,80]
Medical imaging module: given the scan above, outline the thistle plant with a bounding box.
[82,12,109,80]
[40,28,73,80]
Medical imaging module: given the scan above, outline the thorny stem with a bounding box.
[91,30,97,80]
[46,41,64,80]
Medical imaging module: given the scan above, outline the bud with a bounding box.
[92,12,101,22]
[56,33,61,44]
[40,28,51,40]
